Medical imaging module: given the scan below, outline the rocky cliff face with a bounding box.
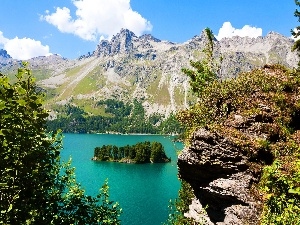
[219,32,298,76]
[178,127,263,224]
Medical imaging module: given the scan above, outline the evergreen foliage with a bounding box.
[93,141,171,163]
[0,63,122,224]
[181,28,221,96]
[165,181,199,225]
[47,100,184,134]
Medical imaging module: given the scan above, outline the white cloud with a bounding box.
[216,22,262,40]
[0,31,9,46]
[41,0,152,41]
[0,31,51,60]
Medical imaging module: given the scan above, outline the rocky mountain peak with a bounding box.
[119,28,136,36]
[93,28,138,57]
[0,49,13,68]
[94,29,169,59]
[218,31,297,67]
[111,28,137,54]
[0,49,11,59]
[111,28,137,44]
[220,31,293,49]
[139,34,161,43]
[266,31,286,38]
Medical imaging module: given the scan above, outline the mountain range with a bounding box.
[0,29,297,119]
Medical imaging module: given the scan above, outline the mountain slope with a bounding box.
[0,29,297,119]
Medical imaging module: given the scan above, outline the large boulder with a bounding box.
[178,125,263,224]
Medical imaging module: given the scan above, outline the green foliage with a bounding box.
[181,28,221,96]
[98,98,131,118]
[0,64,121,224]
[175,9,300,222]
[94,141,170,163]
[260,158,300,224]
[55,103,86,117]
[178,65,300,140]
[159,113,185,135]
[47,160,122,225]
[164,180,199,225]
[47,99,184,135]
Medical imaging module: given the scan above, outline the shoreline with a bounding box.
[62,132,183,142]
[97,131,179,136]
[91,157,171,164]
[63,132,179,136]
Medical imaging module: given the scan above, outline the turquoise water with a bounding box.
[61,134,183,225]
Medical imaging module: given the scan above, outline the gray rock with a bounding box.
[178,128,262,224]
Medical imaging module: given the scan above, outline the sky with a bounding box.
[0,0,298,60]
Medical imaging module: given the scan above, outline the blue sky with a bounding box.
[0,0,297,60]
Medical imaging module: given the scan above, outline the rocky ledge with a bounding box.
[177,65,300,224]
[178,127,263,224]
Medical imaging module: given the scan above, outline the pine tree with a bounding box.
[181,28,222,96]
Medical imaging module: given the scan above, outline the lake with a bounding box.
[60,133,183,225]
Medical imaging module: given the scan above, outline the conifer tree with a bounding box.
[181,28,222,96]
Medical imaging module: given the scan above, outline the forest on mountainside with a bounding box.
[47,99,184,134]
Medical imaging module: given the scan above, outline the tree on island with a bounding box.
[93,141,171,163]
[0,63,122,224]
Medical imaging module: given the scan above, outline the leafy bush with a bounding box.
[260,159,300,224]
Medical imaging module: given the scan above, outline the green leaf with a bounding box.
[288,187,300,195]
[17,99,27,106]
[0,101,5,110]
[0,182,8,187]
[7,204,13,212]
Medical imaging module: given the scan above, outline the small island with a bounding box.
[92,141,171,163]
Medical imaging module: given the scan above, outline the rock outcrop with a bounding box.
[178,127,263,224]
[176,64,300,224]
[177,65,300,224]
